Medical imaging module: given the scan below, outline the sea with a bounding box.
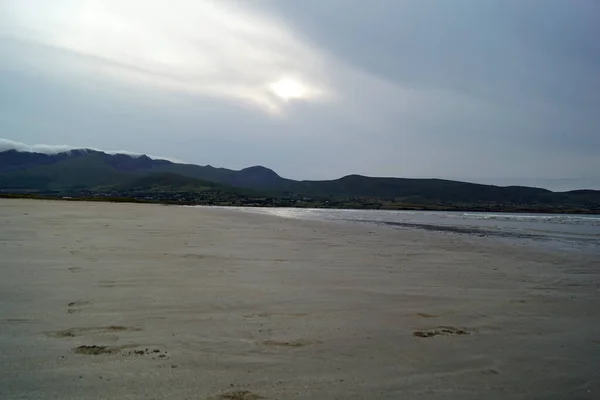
[225,207,600,254]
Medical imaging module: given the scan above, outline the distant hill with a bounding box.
[1,148,599,212]
[0,149,288,191]
[285,174,555,202]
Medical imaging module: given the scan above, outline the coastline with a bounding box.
[1,199,599,399]
[1,193,599,215]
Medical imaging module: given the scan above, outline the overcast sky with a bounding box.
[1,0,599,190]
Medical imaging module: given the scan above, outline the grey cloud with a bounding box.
[0,0,598,190]
[266,0,600,105]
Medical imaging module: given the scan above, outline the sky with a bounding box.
[1,0,599,191]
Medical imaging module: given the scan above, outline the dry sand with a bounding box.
[0,199,599,399]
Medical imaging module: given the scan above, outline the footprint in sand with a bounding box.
[413,326,470,338]
[66,300,91,314]
[123,348,170,359]
[209,390,265,400]
[73,345,170,359]
[415,313,438,318]
[46,325,141,338]
[51,326,160,359]
[259,339,319,348]
[68,300,90,307]
[72,345,135,355]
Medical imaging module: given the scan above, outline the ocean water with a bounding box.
[227,207,600,253]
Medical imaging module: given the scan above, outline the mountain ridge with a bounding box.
[1,147,599,213]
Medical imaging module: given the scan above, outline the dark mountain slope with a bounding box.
[0,150,289,190]
[143,163,291,189]
[287,175,554,203]
[1,148,598,212]
[0,149,82,173]
[0,152,127,191]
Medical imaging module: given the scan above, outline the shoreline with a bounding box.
[2,193,599,215]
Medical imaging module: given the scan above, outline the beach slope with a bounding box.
[1,199,598,399]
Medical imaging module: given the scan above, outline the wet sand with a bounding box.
[1,199,599,399]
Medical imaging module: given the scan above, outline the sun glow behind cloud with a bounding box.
[1,0,329,113]
[269,77,316,101]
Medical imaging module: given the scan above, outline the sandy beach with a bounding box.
[1,199,598,400]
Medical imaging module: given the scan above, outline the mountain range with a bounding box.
[1,148,599,213]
